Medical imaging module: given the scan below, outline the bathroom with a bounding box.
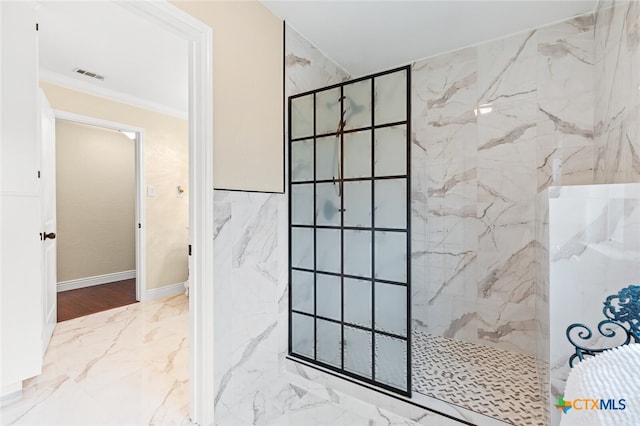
[212,1,640,425]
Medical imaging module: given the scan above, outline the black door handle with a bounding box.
[44,232,56,240]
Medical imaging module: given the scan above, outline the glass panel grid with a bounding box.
[289,67,411,395]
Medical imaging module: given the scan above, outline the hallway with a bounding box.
[2,294,189,425]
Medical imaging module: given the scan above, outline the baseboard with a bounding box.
[57,270,136,292]
[141,281,186,302]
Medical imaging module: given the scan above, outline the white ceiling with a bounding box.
[261,0,597,76]
[38,1,188,117]
[37,1,596,116]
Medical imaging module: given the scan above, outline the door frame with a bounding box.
[116,2,215,425]
[53,111,146,302]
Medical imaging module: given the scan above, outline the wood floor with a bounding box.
[57,278,138,322]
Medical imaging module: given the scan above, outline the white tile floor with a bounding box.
[1,294,190,426]
[1,295,432,426]
[4,295,532,426]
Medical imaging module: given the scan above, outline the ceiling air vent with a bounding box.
[73,68,105,81]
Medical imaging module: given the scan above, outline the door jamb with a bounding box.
[53,111,146,302]
[116,2,214,425]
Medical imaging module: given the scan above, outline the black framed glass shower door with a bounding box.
[288,66,411,396]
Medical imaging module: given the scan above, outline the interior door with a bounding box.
[40,90,57,351]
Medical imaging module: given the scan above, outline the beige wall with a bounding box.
[171,0,284,192]
[41,82,189,290]
[56,120,136,282]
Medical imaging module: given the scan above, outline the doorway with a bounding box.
[36,2,214,423]
[53,116,144,322]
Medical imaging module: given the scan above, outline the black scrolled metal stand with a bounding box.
[566,284,640,368]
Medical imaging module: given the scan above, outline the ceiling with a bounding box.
[38,1,188,117]
[37,1,596,116]
[261,0,596,76]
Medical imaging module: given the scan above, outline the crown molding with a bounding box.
[39,68,188,120]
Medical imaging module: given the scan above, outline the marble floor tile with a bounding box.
[1,294,190,426]
[2,295,424,426]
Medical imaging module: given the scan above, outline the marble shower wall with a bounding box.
[412,14,595,356]
[594,0,640,184]
[212,25,349,425]
[534,189,551,422]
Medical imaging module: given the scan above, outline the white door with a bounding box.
[40,91,57,351]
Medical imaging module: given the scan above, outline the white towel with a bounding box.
[559,343,640,426]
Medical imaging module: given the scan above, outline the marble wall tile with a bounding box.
[594,1,640,184]
[534,189,551,424]
[285,25,350,96]
[532,14,597,424]
[537,15,595,192]
[411,47,479,344]
[411,12,599,358]
[213,191,283,423]
[477,30,537,105]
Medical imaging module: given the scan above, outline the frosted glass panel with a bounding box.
[292,313,314,358]
[375,179,407,229]
[316,87,342,135]
[374,71,407,125]
[315,183,340,227]
[343,130,371,179]
[291,184,314,226]
[291,228,314,269]
[316,135,340,181]
[343,230,371,278]
[344,278,371,327]
[375,126,406,177]
[288,68,410,394]
[375,231,407,283]
[316,229,341,274]
[343,79,372,131]
[375,334,407,390]
[316,273,341,320]
[316,319,341,367]
[344,326,372,379]
[291,270,314,314]
[291,139,314,182]
[343,180,371,227]
[291,94,314,139]
[374,282,407,336]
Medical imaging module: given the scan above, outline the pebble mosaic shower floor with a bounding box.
[412,331,545,426]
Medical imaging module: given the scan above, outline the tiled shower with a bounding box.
[213,1,640,425]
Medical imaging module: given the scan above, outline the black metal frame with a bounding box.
[566,284,640,367]
[288,65,412,396]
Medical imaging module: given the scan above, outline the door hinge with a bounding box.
[36,23,39,31]
[188,244,192,256]
[138,223,141,229]
[39,232,43,241]
[37,171,41,178]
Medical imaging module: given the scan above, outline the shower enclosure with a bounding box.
[288,66,411,395]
